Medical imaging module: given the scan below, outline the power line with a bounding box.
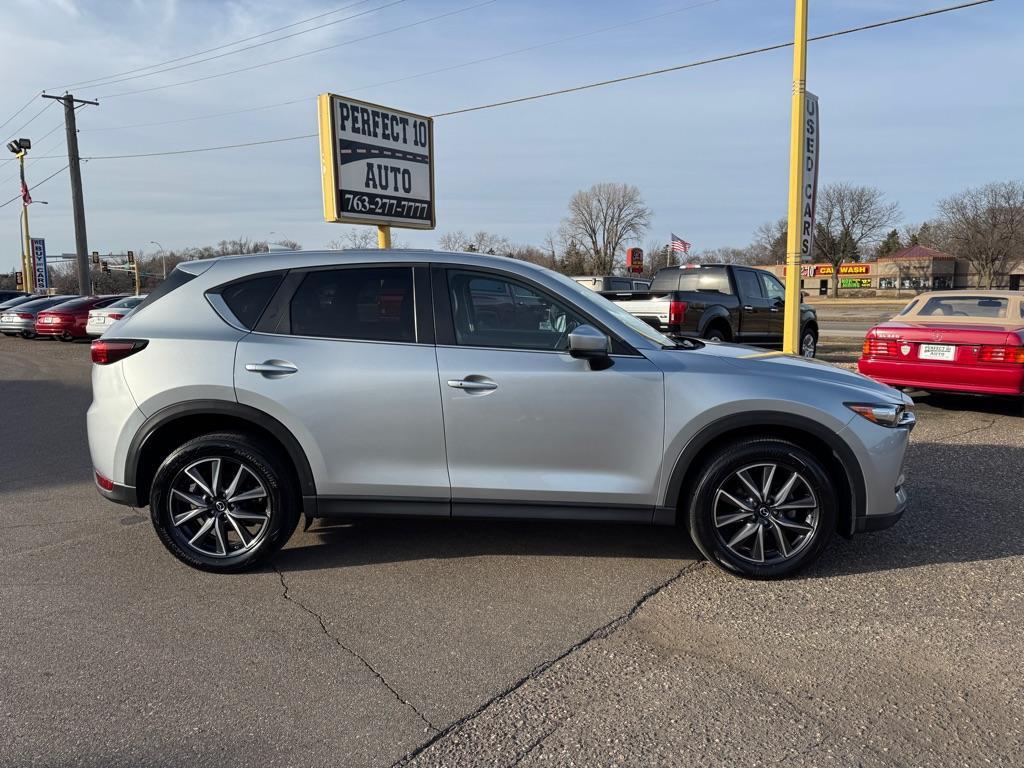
[16,0,995,163]
[100,0,498,100]
[0,91,43,135]
[53,0,383,90]
[434,0,996,117]
[0,164,70,209]
[73,0,409,91]
[4,99,55,141]
[82,0,717,134]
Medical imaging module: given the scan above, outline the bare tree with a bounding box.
[273,238,302,250]
[692,246,749,265]
[437,230,511,255]
[748,218,788,265]
[564,182,651,274]
[814,183,901,297]
[938,180,1024,288]
[437,230,468,251]
[328,228,379,250]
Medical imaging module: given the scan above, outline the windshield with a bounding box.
[109,295,145,309]
[544,270,678,347]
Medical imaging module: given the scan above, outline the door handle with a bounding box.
[743,305,755,312]
[245,360,298,376]
[447,378,498,392]
[769,307,780,312]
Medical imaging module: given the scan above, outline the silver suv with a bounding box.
[87,250,913,578]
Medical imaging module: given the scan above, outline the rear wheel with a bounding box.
[687,438,835,579]
[704,325,729,343]
[20,330,34,339]
[149,432,300,572]
[800,327,818,358]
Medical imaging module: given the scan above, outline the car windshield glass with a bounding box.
[108,296,144,309]
[917,296,1008,318]
[544,270,677,347]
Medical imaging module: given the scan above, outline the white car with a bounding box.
[86,295,147,336]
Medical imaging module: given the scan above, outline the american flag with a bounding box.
[20,175,31,206]
[670,233,691,254]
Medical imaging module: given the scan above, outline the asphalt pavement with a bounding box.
[2,335,1021,767]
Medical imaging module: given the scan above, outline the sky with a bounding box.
[0,0,1021,272]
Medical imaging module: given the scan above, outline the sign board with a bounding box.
[625,247,644,273]
[30,237,48,290]
[785,263,869,277]
[318,94,435,230]
[799,92,820,262]
[840,278,872,288]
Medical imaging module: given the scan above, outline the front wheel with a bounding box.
[687,438,836,579]
[149,432,300,572]
[20,330,35,339]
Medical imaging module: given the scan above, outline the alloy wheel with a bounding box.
[712,462,819,564]
[801,333,816,358]
[167,456,272,558]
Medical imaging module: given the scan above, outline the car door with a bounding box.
[732,268,770,344]
[233,264,450,512]
[433,266,665,519]
[758,271,787,344]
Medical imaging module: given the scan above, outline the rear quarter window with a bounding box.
[218,274,284,329]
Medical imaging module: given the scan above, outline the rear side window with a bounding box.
[134,267,196,313]
[733,270,763,302]
[289,267,415,342]
[220,274,283,329]
[651,268,730,293]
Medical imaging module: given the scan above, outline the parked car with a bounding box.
[606,264,820,357]
[35,296,123,340]
[0,290,28,303]
[859,290,1024,397]
[86,295,147,336]
[0,295,78,338]
[0,294,39,313]
[88,250,913,579]
[572,275,651,293]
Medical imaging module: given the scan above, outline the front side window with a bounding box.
[447,271,587,351]
[734,269,763,302]
[759,272,786,303]
[290,267,415,342]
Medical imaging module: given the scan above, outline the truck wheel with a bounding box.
[687,437,836,579]
[704,326,728,343]
[800,328,818,358]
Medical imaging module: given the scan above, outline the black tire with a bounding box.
[704,325,729,343]
[687,437,836,579]
[149,431,300,573]
[20,330,34,339]
[800,326,818,358]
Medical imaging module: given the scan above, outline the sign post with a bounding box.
[30,237,48,292]
[782,0,811,355]
[318,94,436,248]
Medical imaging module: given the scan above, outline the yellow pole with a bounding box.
[134,260,140,295]
[377,225,392,249]
[19,152,34,294]
[782,0,808,354]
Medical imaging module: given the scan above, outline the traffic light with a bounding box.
[101,260,110,274]
[126,250,135,265]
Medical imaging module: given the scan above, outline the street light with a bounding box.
[149,240,166,278]
[8,138,34,293]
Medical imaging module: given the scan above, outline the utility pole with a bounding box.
[782,0,809,355]
[42,93,98,296]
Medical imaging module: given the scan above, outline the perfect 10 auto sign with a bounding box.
[318,94,435,229]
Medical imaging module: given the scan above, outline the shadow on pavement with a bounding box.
[815,441,1024,578]
[275,517,696,572]
[914,391,1022,417]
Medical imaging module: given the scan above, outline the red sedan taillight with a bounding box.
[668,300,688,326]
[91,339,148,365]
[107,313,125,321]
[862,339,894,356]
[978,345,1024,364]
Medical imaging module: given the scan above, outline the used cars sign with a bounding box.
[318,93,435,230]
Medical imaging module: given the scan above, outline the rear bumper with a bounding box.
[858,357,1024,396]
[96,477,140,507]
[855,504,904,532]
[36,322,85,337]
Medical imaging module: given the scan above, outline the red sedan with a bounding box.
[35,296,123,341]
[859,291,1024,396]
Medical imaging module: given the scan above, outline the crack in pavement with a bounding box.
[392,560,706,767]
[927,417,997,444]
[272,566,437,734]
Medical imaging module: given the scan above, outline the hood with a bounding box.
[694,342,905,404]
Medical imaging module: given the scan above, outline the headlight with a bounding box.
[846,402,915,429]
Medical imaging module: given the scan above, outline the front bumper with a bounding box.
[841,409,912,535]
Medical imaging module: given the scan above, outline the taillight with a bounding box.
[95,471,114,491]
[107,313,125,320]
[16,312,32,319]
[91,338,148,365]
[668,300,688,325]
[863,339,894,356]
[978,345,1024,364]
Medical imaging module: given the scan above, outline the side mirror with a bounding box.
[568,324,612,368]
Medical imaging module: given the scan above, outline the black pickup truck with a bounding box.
[604,264,820,357]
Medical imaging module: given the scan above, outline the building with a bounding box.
[764,245,1020,295]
